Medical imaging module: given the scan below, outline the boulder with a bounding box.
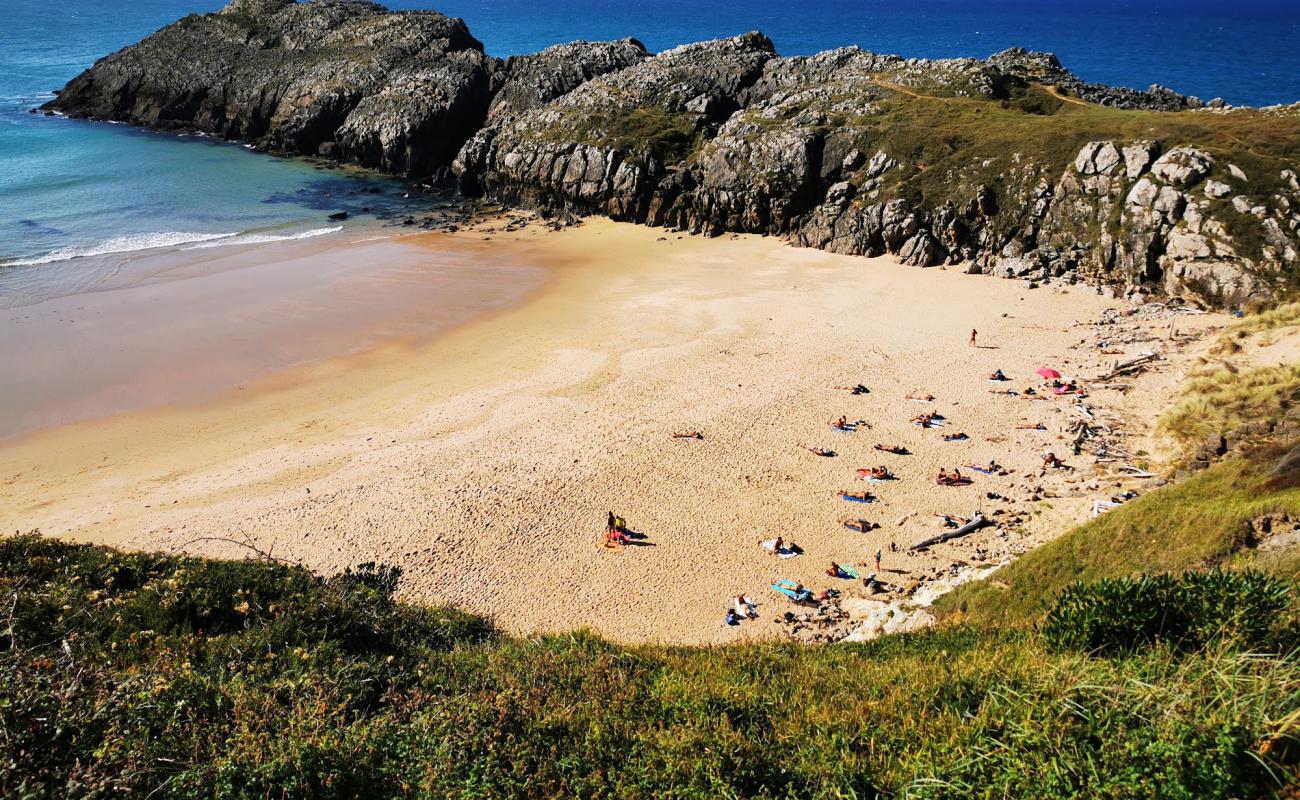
[1149,146,1213,187]
[1122,140,1159,179]
[1074,141,1121,175]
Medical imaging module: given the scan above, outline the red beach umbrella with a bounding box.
[1036,368,1061,380]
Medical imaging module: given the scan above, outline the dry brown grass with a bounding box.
[1158,364,1300,459]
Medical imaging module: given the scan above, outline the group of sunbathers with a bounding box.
[761,536,804,556]
[604,511,637,547]
[935,468,968,486]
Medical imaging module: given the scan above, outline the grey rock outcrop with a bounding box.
[45,0,1300,307]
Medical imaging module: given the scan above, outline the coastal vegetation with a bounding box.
[2,532,1296,799]
[936,451,1300,627]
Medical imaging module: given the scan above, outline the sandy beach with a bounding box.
[0,219,1220,643]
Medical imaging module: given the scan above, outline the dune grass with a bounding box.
[2,533,1296,799]
[936,452,1300,628]
[1157,364,1300,458]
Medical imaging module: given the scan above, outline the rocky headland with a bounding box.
[45,0,1300,307]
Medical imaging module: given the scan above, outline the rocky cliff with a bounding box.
[46,0,1300,307]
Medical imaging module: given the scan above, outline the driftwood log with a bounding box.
[909,514,990,550]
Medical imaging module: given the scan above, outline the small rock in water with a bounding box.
[328,211,348,221]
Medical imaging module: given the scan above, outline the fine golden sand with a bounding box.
[0,219,1217,643]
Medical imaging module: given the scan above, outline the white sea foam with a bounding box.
[1,231,238,267]
[182,226,343,249]
[2,225,345,268]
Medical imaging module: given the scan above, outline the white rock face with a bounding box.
[1122,140,1158,179]
[1150,146,1214,187]
[1074,141,1121,175]
[839,562,1007,643]
[1204,180,1232,199]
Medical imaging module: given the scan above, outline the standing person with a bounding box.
[607,511,616,535]
[874,549,882,572]
[969,328,978,347]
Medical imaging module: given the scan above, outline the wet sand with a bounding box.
[0,219,1211,644]
[0,231,546,439]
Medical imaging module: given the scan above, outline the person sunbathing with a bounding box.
[938,513,970,528]
[867,466,893,480]
[837,490,875,502]
[802,445,836,457]
[911,412,936,427]
[874,444,909,455]
[843,518,877,532]
[826,561,849,578]
[906,392,936,401]
[831,416,852,430]
[734,595,758,619]
[989,369,1008,381]
[672,430,703,439]
[943,432,969,441]
[1017,422,1047,431]
[1042,452,1071,470]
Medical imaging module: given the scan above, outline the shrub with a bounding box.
[1043,570,1293,654]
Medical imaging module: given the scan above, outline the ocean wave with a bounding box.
[181,226,343,249]
[1,231,238,267]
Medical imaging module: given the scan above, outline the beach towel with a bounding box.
[840,494,876,503]
[772,580,812,602]
[966,464,998,475]
[839,563,861,579]
[761,539,802,558]
[1092,500,1122,517]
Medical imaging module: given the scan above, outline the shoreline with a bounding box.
[0,219,1226,644]
[0,223,549,441]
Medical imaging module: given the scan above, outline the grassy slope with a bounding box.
[855,85,1300,204]
[936,451,1300,627]
[2,534,1296,799]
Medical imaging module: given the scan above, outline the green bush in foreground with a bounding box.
[1044,570,1295,654]
[1,534,1297,799]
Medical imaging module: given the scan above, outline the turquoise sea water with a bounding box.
[1,0,1298,271]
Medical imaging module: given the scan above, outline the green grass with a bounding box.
[545,105,703,165]
[3,533,1297,799]
[936,452,1300,627]
[840,84,1300,217]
